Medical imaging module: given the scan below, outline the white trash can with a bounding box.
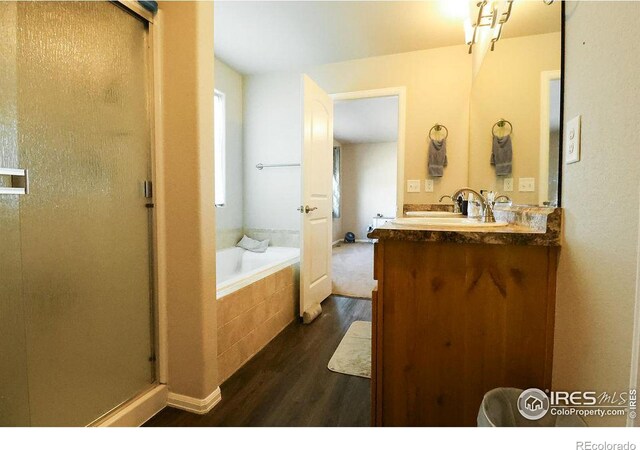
[477,387,587,427]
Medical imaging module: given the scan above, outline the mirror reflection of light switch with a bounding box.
[407,179,420,193]
[424,179,434,192]
[566,115,581,164]
[519,177,535,192]
[503,178,513,192]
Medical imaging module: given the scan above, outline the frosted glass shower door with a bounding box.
[0,2,155,426]
[0,3,30,426]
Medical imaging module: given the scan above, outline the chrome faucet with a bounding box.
[439,194,461,213]
[451,188,496,223]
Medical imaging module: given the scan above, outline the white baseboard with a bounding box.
[97,384,168,427]
[167,386,222,414]
[332,239,341,246]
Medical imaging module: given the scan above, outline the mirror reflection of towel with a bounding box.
[428,139,447,177]
[491,135,512,176]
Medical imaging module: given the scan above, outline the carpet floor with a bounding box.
[331,242,375,299]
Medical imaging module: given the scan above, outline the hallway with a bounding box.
[331,243,376,299]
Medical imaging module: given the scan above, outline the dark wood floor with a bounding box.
[144,295,372,427]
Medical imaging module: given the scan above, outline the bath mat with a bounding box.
[327,321,371,379]
[332,242,376,299]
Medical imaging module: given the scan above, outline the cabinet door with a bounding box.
[379,240,554,426]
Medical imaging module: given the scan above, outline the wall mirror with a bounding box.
[467,1,562,206]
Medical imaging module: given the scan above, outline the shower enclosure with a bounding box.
[0,1,156,426]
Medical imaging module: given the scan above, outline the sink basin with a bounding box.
[391,217,509,228]
[405,211,463,218]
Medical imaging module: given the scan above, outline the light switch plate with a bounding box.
[503,178,513,192]
[424,179,434,192]
[519,177,535,192]
[407,179,420,193]
[566,115,581,164]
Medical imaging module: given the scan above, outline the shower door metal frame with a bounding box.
[87,0,169,426]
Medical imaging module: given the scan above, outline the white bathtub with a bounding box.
[216,246,300,298]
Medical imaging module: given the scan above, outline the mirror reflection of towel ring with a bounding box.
[492,119,513,138]
[429,123,448,140]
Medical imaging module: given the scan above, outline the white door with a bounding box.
[300,75,334,316]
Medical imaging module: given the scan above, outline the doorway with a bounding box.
[330,89,404,299]
[539,70,562,206]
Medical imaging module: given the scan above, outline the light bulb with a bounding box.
[441,0,470,19]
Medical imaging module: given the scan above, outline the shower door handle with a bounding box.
[0,168,29,195]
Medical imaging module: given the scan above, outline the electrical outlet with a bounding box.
[407,179,420,193]
[424,179,434,192]
[503,178,513,192]
[566,115,581,164]
[518,177,535,192]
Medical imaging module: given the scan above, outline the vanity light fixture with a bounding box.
[490,0,514,51]
[466,0,514,54]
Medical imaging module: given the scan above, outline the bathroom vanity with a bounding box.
[369,205,562,426]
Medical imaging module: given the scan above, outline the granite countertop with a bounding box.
[368,205,562,247]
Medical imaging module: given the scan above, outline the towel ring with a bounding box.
[429,123,448,140]
[492,119,513,138]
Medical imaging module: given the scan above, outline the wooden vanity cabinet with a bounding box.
[371,239,558,426]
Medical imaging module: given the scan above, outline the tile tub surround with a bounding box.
[244,228,300,248]
[216,228,244,250]
[217,266,299,383]
[370,204,562,246]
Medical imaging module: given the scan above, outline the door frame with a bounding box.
[91,0,168,426]
[330,87,406,218]
[538,70,561,206]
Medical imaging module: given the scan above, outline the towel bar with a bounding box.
[256,163,301,170]
[492,119,513,137]
[428,123,448,140]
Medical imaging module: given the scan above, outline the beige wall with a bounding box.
[554,1,640,426]
[242,46,469,230]
[243,36,561,216]
[469,32,561,205]
[214,58,244,249]
[307,45,471,204]
[341,142,397,240]
[159,1,219,399]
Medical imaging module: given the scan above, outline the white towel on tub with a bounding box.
[236,235,269,253]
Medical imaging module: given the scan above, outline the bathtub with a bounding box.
[216,246,300,298]
[216,245,300,382]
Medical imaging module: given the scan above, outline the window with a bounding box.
[332,146,341,218]
[214,90,226,207]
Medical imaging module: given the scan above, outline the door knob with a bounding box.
[297,205,317,214]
